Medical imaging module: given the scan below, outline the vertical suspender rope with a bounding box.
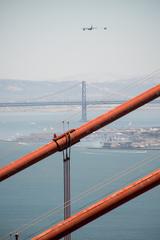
[0,84,160,181]
[62,121,72,240]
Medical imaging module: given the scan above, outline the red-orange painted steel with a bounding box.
[0,84,160,181]
[32,169,160,240]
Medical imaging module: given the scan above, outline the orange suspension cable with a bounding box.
[32,168,160,240]
[0,84,160,181]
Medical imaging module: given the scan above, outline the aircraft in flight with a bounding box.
[82,25,96,31]
[82,25,107,31]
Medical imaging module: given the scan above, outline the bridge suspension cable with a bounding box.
[29,82,81,102]
[2,152,159,240]
[86,68,160,123]
[0,72,159,238]
[32,168,160,240]
[0,84,160,181]
[87,67,160,103]
[117,67,160,95]
[87,82,129,100]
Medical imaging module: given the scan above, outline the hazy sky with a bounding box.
[0,0,160,81]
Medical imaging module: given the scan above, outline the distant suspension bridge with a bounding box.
[0,84,160,240]
[0,81,159,122]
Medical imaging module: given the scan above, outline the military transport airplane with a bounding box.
[82,25,96,31]
[82,25,107,31]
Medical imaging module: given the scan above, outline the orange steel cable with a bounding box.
[32,168,160,240]
[2,153,158,240]
[14,157,160,238]
[0,84,160,181]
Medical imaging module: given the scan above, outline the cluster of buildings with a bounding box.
[83,127,160,150]
[13,127,160,150]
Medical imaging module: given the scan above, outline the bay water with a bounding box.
[0,105,160,240]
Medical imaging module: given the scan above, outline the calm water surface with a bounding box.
[0,106,160,240]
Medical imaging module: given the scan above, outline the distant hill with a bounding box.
[0,76,159,103]
[0,80,81,102]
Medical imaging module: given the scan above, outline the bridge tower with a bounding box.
[81,81,87,122]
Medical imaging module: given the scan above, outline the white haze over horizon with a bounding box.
[0,0,160,82]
